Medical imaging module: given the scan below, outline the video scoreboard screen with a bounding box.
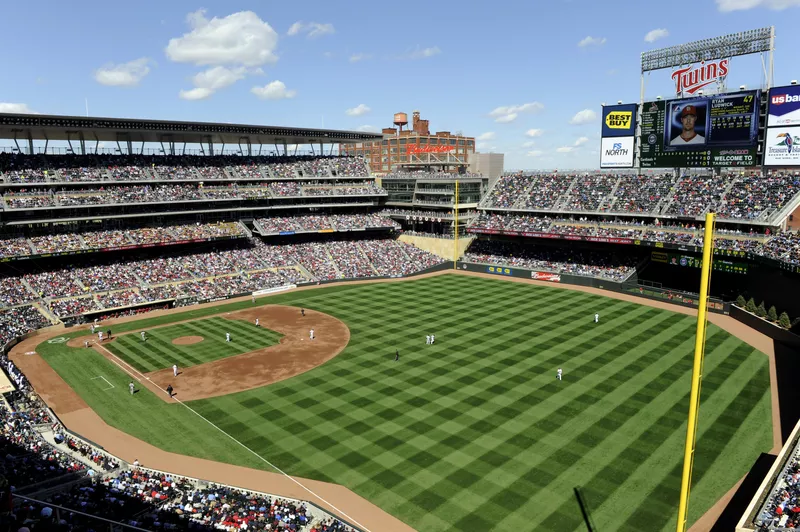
[639,90,760,168]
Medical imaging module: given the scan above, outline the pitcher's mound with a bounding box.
[172,336,204,346]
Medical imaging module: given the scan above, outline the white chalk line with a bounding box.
[90,375,115,391]
[93,342,373,532]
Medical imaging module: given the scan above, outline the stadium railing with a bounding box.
[737,417,800,531]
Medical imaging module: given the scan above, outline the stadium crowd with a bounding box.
[754,445,800,530]
[0,153,370,183]
[0,222,246,259]
[464,240,636,281]
[468,212,789,259]
[256,213,399,234]
[0,371,358,531]
[0,237,445,318]
[483,172,800,221]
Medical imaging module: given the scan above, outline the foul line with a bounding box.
[93,342,373,532]
[90,375,115,391]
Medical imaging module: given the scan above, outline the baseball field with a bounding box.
[27,274,772,531]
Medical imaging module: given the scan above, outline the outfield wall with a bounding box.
[457,262,731,315]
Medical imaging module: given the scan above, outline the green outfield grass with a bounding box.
[106,317,282,373]
[37,274,773,532]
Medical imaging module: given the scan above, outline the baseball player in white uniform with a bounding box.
[310,329,315,340]
[557,368,563,381]
[173,364,178,377]
[129,382,135,395]
[141,331,147,342]
[255,318,260,327]
[431,334,435,345]
[98,331,104,342]
[426,335,430,345]
[84,340,89,349]
[594,313,599,323]
[226,332,231,342]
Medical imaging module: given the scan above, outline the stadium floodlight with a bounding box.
[641,27,773,72]
[740,85,746,90]
[617,100,623,105]
[656,96,662,100]
[792,80,798,85]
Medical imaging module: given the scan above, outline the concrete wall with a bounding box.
[399,234,474,260]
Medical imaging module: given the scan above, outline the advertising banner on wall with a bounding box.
[768,85,800,127]
[600,136,635,168]
[763,126,800,166]
[601,104,638,138]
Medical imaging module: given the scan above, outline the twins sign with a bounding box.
[672,59,729,96]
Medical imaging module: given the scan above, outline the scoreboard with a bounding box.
[639,90,760,168]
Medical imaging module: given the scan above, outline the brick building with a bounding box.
[339,111,476,174]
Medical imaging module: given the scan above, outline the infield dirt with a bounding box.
[7,271,783,532]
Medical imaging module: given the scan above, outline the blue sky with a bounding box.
[1,0,799,170]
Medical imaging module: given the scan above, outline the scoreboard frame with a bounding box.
[637,90,762,169]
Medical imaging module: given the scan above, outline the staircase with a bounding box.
[355,243,381,275]
[324,249,343,278]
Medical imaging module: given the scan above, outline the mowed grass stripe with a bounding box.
[429,313,697,530]
[244,293,632,461]
[37,274,773,532]
[610,342,771,531]
[524,332,758,531]
[106,317,282,372]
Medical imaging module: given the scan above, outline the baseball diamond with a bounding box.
[10,274,773,531]
[4,14,800,531]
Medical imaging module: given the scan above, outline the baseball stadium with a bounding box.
[3,10,800,532]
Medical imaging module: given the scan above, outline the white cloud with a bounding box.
[525,128,544,138]
[93,57,151,86]
[349,53,371,63]
[555,136,590,154]
[644,28,669,43]
[578,36,606,47]
[287,21,304,36]
[476,132,496,141]
[0,103,38,114]
[570,109,597,125]
[527,150,544,157]
[357,125,379,132]
[407,46,441,59]
[287,21,335,38]
[522,140,537,148]
[346,104,371,117]
[489,102,544,124]
[717,0,800,10]
[194,66,247,89]
[251,80,297,100]
[166,9,279,67]
[323,51,333,58]
[179,66,248,100]
[179,87,214,100]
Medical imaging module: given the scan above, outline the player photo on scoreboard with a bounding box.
[666,100,708,148]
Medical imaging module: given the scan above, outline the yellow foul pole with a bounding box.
[675,211,715,532]
[453,180,459,269]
